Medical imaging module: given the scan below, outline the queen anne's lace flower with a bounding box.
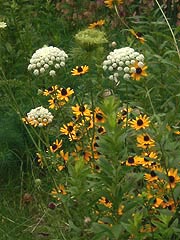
[28,45,68,77]
[22,106,53,127]
[0,21,7,29]
[102,47,145,83]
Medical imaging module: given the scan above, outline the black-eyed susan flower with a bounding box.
[117,107,132,121]
[57,165,65,171]
[72,104,91,118]
[137,133,155,149]
[130,115,150,130]
[126,156,139,166]
[48,97,65,110]
[144,170,159,182]
[71,65,89,76]
[93,107,106,123]
[60,122,76,136]
[153,197,163,208]
[60,150,69,162]
[140,224,156,233]
[88,19,105,29]
[104,0,123,9]
[174,130,180,135]
[43,85,58,96]
[57,87,74,102]
[49,139,62,153]
[166,168,180,189]
[130,29,145,44]
[130,61,148,81]
[97,126,106,134]
[141,151,158,167]
[36,153,43,168]
[161,198,176,212]
[51,184,67,200]
[117,205,125,215]
[99,196,112,208]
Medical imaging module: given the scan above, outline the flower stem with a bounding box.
[154,0,180,61]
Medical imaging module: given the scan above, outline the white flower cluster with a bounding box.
[0,21,7,29]
[28,45,68,77]
[23,106,53,127]
[102,47,145,82]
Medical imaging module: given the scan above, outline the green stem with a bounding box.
[114,4,130,29]
[144,86,156,116]
[154,0,180,61]
[159,143,177,207]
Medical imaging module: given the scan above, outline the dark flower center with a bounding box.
[48,86,53,92]
[169,176,175,183]
[96,113,103,120]
[75,130,81,137]
[150,170,156,177]
[136,32,143,37]
[98,127,104,133]
[151,162,157,167]
[128,156,134,164]
[67,126,74,132]
[136,67,142,74]
[95,165,100,170]
[168,205,172,210]
[144,135,150,141]
[105,198,110,204]
[61,88,67,96]
[79,105,85,113]
[53,99,58,103]
[52,144,57,150]
[137,119,143,126]
[77,66,83,72]
[122,110,127,116]
[144,157,149,162]
[94,142,99,148]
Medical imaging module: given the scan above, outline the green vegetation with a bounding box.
[0,0,180,239]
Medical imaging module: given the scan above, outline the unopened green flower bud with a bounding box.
[75,28,108,51]
[35,178,42,187]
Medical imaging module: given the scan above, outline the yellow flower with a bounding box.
[36,153,43,168]
[130,29,145,44]
[174,131,180,135]
[118,205,124,215]
[94,107,105,123]
[104,0,123,9]
[131,61,148,81]
[144,170,159,182]
[49,139,62,153]
[137,133,155,149]
[141,151,158,167]
[72,104,91,118]
[60,122,76,136]
[60,150,69,161]
[126,156,140,166]
[99,196,112,208]
[153,197,163,208]
[57,87,74,102]
[51,184,67,199]
[57,165,65,171]
[48,97,65,110]
[166,168,180,189]
[43,85,58,96]
[130,115,150,130]
[88,19,105,29]
[71,65,89,76]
